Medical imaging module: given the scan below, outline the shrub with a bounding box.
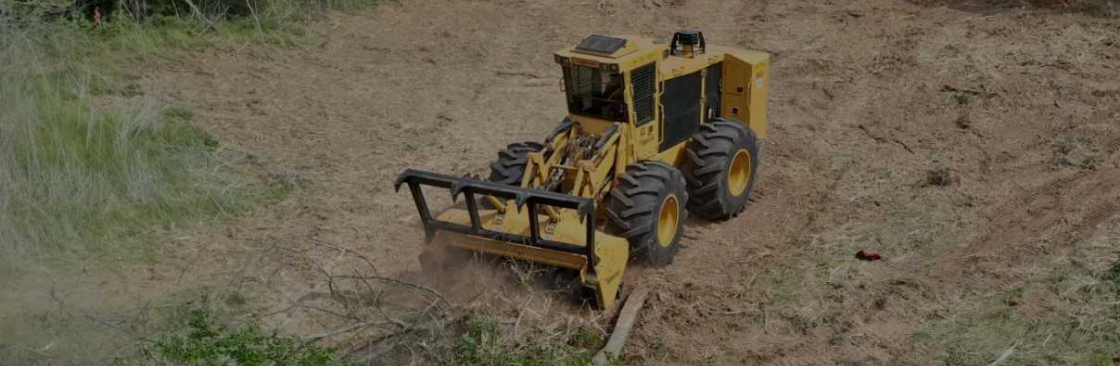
[139,308,359,366]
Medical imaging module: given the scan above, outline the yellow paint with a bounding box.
[729,149,751,196]
[434,231,588,270]
[652,141,688,167]
[657,194,679,247]
[588,234,628,308]
[433,206,630,308]
[720,48,770,138]
[410,33,771,309]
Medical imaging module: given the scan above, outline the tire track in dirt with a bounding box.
[932,135,1120,284]
[993,135,1120,212]
[1064,198,1120,245]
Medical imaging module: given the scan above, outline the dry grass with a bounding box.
[0,17,245,268]
[0,0,375,268]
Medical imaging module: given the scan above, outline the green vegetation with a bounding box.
[911,238,1120,365]
[734,195,1120,366]
[0,19,242,265]
[0,0,379,266]
[452,320,600,366]
[135,308,360,366]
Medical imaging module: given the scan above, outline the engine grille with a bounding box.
[632,63,656,125]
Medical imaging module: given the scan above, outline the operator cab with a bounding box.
[554,30,769,156]
[562,64,626,121]
[555,35,641,123]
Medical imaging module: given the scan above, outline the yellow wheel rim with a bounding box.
[728,149,752,197]
[657,194,679,247]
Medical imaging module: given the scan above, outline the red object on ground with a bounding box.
[856,250,883,261]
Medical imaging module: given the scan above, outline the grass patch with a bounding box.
[0,15,263,267]
[453,320,599,366]
[1053,135,1101,169]
[0,0,377,267]
[906,230,1120,365]
[131,307,359,366]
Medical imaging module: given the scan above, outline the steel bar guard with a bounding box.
[394,169,598,268]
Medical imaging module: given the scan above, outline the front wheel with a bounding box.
[605,162,688,266]
[487,141,545,185]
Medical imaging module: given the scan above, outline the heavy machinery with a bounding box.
[395,29,769,309]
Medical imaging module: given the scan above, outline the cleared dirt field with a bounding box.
[3,0,1119,365]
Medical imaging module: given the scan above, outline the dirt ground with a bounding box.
[4,0,1120,364]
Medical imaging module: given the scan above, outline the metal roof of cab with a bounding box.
[555,35,663,63]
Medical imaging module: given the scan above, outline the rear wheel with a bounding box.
[605,162,688,266]
[683,118,760,220]
[487,142,545,185]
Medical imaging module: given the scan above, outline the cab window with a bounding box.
[562,65,627,121]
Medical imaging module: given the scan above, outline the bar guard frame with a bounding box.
[394,169,600,275]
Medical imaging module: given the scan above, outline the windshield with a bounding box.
[562,65,627,121]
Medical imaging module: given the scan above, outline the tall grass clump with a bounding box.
[108,0,387,34]
[0,16,241,267]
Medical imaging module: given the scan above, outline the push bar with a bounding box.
[394,169,598,264]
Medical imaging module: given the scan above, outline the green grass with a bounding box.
[0,0,382,266]
[132,307,360,366]
[0,77,244,264]
[0,12,292,267]
[730,185,1119,366]
[452,320,601,366]
[902,232,1120,365]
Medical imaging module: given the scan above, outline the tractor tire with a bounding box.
[682,118,760,220]
[487,142,545,186]
[605,162,688,266]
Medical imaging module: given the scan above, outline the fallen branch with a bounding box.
[301,297,455,347]
[300,319,391,346]
[331,274,450,310]
[591,284,651,366]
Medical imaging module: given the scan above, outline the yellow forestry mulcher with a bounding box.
[396,29,769,309]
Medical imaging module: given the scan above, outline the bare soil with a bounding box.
[4,0,1120,365]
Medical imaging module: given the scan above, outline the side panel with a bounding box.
[748,61,769,138]
[630,62,660,160]
[704,62,722,123]
[660,71,702,151]
[720,54,769,138]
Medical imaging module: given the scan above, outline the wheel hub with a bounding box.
[728,149,751,197]
[657,194,679,247]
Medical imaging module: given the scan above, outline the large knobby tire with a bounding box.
[487,142,545,185]
[605,162,688,266]
[683,118,760,221]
